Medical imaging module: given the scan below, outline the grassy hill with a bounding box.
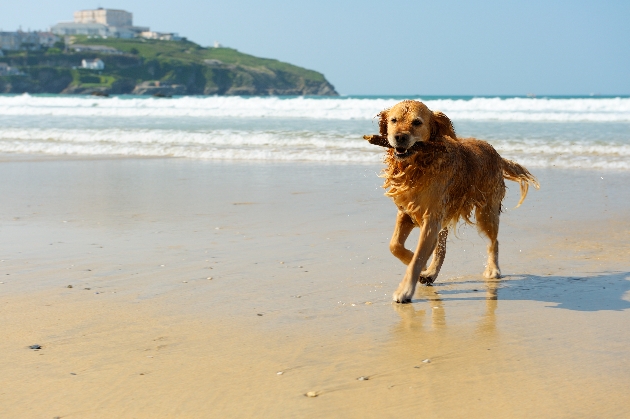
[0,37,338,96]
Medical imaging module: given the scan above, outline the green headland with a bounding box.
[0,37,338,96]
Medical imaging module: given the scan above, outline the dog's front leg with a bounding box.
[393,214,440,303]
[420,228,448,284]
[389,210,416,265]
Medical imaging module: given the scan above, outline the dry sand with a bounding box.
[1,158,629,418]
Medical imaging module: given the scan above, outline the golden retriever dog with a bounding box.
[363,100,539,303]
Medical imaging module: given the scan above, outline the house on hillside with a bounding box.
[37,32,60,48]
[81,58,105,70]
[0,31,41,51]
[51,22,110,37]
[71,44,121,54]
[1,32,24,50]
[0,31,59,51]
[139,31,181,41]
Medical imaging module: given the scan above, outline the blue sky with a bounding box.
[2,0,628,95]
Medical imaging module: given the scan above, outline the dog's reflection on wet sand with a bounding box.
[391,279,499,340]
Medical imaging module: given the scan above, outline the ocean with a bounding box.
[1,94,629,170]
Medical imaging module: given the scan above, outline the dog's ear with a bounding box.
[378,109,389,137]
[432,111,456,139]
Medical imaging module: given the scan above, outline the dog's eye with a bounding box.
[390,118,397,123]
[412,119,422,126]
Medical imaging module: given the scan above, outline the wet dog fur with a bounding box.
[363,100,539,303]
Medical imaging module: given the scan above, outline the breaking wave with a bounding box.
[1,94,629,122]
[1,127,629,169]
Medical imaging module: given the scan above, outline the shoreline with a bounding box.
[3,152,630,173]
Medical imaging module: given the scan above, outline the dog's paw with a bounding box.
[392,280,416,303]
[483,266,501,279]
[419,270,438,285]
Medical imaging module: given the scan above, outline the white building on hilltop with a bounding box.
[74,9,132,27]
[51,8,148,39]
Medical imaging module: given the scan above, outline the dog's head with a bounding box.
[378,100,456,160]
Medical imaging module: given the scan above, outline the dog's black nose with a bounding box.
[394,133,409,142]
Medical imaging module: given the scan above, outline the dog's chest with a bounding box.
[391,190,432,224]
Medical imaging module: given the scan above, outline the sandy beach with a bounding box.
[1,157,629,418]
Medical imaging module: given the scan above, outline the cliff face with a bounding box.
[0,67,73,94]
[199,62,337,96]
[0,39,338,96]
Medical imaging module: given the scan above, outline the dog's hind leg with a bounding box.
[389,210,416,265]
[420,227,448,284]
[476,205,501,279]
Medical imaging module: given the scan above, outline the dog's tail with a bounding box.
[501,158,540,207]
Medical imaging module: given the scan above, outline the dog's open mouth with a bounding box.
[394,147,412,158]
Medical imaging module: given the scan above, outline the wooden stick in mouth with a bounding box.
[363,134,392,148]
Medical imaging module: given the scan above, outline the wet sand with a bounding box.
[1,158,629,418]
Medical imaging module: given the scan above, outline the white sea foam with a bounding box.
[1,95,629,122]
[0,128,383,163]
[1,94,628,168]
[1,127,629,169]
[494,140,630,170]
